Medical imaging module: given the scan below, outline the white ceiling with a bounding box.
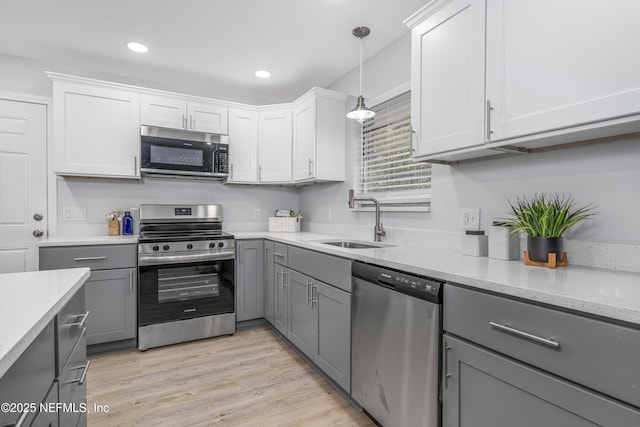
[0,0,427,104]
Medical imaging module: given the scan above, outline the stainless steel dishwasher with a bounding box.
[351,261,443,427]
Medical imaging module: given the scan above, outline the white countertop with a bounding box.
[38,235,138,247]
[233,231,640,327]
[0,268,90,378]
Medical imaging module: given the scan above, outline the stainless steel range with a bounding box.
[137,204,235,351]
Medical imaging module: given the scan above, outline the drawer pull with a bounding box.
[489,322,560,349]
[274,252,285,257]
[73,256,107,261]
[66,360,90,385]
[66,311,90,328]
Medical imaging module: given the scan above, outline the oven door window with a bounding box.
[158,265,219,302]
[139,259,234,326]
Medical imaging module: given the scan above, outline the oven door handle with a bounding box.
[138,250,235,266]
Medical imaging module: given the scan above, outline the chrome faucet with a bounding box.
[348,189,386,242]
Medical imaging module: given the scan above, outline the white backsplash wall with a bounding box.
[301,32,640,249]
[55,176,299,236]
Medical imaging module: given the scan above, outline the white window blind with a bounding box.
[355,91,431,211]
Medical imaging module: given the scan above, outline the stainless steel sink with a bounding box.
[314,240,393,249]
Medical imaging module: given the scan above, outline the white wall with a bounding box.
[56,177,299,235]
[299,33,640,245]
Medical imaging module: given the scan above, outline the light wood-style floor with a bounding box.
[87,325,375,426]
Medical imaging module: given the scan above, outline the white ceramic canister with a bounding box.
[488,222,520,260]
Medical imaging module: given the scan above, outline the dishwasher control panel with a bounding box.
[378,271,441,298]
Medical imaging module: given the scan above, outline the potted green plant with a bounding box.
[499,193,596,263]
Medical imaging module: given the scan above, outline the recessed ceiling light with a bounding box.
[255,70,271,79]
[127,42,148,53]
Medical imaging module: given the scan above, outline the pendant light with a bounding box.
[347,26,376,123]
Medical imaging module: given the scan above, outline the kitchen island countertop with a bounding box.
[0,268,90,378]
[233,231,640,327]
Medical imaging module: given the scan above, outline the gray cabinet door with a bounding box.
[443,334,640,427]
[313,280,350,392]
[274,264,288,334]
[264,241,275,324]
[85,268,136,345]
[235,240,265,321]
[287,269,315,359]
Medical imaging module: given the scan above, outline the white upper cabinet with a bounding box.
[292,88,346,182]
[227,108,258,183]
[140,94,228,134]
[406,0,640,163]
[408,0,486,157]
[49,74,140,178]
[258,107,292,183]
[486,0,640,141]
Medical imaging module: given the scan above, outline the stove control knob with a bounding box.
[187,243,193,250]
[218,242,224,248]
[163,245,170,251]
[152,245,159,252]
[209,242,215,249]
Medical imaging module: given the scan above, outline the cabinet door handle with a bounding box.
[73,256,107,261]
[134,155,138,175]
[238,243,243,265]
[306,279,312,305]
[282,269,287,289]
[486,99,494,141]
[66,360,90,385]
[310,283,317,306]
[259,165,263,181]
[189,115,194,130]
[182,114,187,129]
[410,127,417,154]
[66,310,91,328]
[489,322,560,348]
[308,158,313,177]
[129,270,134,292]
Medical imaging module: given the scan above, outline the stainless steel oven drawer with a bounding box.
[444,284,640,407]
[40,244,136,271]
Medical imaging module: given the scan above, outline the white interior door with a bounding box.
[0,99,47,273]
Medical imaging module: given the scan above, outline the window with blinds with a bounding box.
[355,91,431,211]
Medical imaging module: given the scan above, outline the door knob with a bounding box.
[33,213,44,221]
[33,229,44,237]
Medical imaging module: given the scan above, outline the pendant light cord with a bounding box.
[358,36,364,96]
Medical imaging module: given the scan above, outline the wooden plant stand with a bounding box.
[523,251,567,269]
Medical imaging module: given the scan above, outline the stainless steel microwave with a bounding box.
[140,126,229,179]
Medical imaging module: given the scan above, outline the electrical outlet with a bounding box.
[460,208,480,230]
[327,208,332,221]
[254,208,261,219]
[62,207,86,222]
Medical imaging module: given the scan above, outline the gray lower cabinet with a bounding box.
[39,244,137,347]
[85,269,136,345]
[287,269,315,358]
[274,264,288,334]
[235,240,265,321]
[285,267,351,392]
[264,241,275,323]
[443,283,640,427]
[443,334,640,427]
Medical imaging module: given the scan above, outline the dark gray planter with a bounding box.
[527,236,563,263]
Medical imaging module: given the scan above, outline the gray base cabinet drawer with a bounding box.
[31,382,59,427]
[443,335,640,427]
[444,284,640,407]
[273,242,288,266]
[40,244,136,270]
[0,321,55,427]
[288,246,352,292]
[56,287,87,374]
[58,333,88,427]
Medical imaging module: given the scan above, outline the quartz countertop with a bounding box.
[38,235,138,247]
[0,268,90,378]
[232,231,640,327]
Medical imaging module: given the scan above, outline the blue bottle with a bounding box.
[122,211,134,235]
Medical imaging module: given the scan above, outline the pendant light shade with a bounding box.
[347,26,375,123]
